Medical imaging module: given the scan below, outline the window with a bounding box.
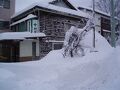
[0,0,10,9]
[0,0,3,7]
[18,22,26,32]
[53,43,63,50]
[101,17,110,31]
[27,19,38,33]
[4,0,10,9]
[0,21,9,30]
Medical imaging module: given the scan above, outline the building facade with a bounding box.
[10,1,87,62]
[0,0,16,62]
[0,0,15,32]
[1,0,117,62]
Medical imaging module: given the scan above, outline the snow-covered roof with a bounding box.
[68,0,110,17]
[0,32,46,40]
[11,2,89,19]
[68,0,92,10]
[10,14,37,26]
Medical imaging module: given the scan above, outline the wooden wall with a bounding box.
[39,11,86,41]
[37,11,86,57]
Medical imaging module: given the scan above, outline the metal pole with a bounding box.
[93,0,95,48]
[110,0,116,47]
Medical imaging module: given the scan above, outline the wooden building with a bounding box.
[1,0,119,62]
[0,0,15,32]
[0,31,45,62]
[67,0,120,41]
[0,0,89,62]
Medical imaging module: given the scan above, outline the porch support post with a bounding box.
[110,0,116,47]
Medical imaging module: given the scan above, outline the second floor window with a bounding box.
[0,21,9,30]
[0,0,10,9]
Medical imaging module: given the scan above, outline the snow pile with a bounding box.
[81,29,111,52]
[0,31,120,90]
[0,69,15,79]
[63,25,111,57]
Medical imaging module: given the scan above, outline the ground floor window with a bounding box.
[52,43,63,50]
[40,42,52,54]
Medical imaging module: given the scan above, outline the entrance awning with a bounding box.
[0,32,46,40]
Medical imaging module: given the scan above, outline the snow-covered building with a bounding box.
[9,1,88,62]
[0,0,15,32]
[0,31,45,62]
[67,0,120,40]
[0,0,16,62]
[1,0,119,62]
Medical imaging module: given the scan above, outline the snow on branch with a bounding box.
[63,19,94,57]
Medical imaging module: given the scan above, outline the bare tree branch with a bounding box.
[96,0,120,18]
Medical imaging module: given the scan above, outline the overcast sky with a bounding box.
[16,0,50,12]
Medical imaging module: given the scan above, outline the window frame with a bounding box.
[0,21,9,30]
[52,42,63,50]
[0,0,4,8]
[0,0,10,9]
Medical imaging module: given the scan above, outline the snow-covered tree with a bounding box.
[96,0,120,18]
[63,19,94,57]
[96,0,120,30]
[96,0,120,45]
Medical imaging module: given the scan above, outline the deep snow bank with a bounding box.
[0,30,120,90]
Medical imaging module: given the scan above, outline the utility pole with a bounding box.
[92,0,95,48]
[110,0,116,47]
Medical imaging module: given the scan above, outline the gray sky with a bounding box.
[16,0,50,12]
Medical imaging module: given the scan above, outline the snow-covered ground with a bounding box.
[0,30,120,90]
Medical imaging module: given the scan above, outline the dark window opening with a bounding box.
[53,43,63,50]
[32,42,36,59]
[0,0,10,9]
[0,0,4,8]
[0,21,9,30]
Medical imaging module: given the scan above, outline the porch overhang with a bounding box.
[0,32,46,41]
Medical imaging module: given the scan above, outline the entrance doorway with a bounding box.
[0,41,20,62]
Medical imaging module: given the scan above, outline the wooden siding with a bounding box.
[11,9,87,59]
[37,11,86,56]
[39,11,86,41]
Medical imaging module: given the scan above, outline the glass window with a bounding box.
[0,0,10,9]
[32,19,38,33]
[18,22,26,32]
[0,21,9,30]
[27,19,38,33]
[4,0,10,9]
[53,43,63,50]
[0,0,4,7]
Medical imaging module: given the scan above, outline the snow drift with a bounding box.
[0,30,120,90]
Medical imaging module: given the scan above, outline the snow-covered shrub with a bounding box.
[63,19,94,57]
